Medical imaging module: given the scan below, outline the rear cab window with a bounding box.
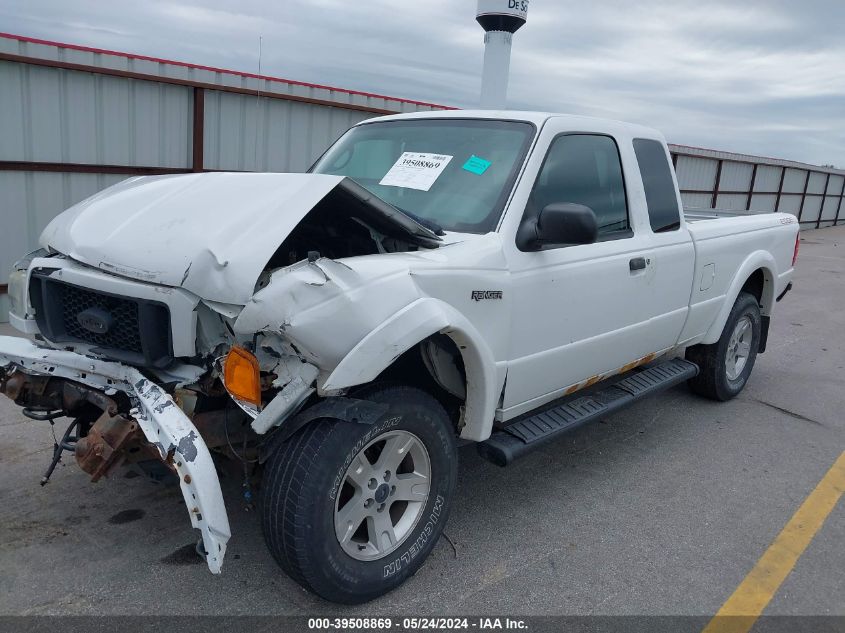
[633,138,682,232]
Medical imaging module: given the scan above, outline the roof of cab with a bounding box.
[362,109,665,141]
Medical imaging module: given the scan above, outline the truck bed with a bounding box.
[683,207,747,222]
[677,207,798,349]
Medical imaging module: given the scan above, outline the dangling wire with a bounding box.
[223,406,257,511]
[223,406,258,465]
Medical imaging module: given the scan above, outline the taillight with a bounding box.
[792,234,800,266]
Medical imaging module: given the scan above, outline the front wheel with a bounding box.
[261,386,457,604]
[686,291,761,401]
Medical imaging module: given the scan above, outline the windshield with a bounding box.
[311,119,535,233]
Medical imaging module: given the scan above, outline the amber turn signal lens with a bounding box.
[223,346,262,407]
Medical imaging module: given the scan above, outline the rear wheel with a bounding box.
[686,291,761,401]
[261,386,457,604]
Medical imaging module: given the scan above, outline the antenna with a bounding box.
[253,36,263,170]
[476,0,529,109]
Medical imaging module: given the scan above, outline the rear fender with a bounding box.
[701,251,776,345]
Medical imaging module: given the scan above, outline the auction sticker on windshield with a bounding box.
[380,152,453,191]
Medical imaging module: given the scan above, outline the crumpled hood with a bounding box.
[40,172,439,304]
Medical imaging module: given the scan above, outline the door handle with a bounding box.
[629,257,647,271]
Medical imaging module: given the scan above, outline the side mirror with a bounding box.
[517,202,598,251]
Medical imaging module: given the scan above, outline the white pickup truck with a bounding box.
[1,110,799,603]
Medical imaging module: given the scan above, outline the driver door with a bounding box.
[501,131,665,416]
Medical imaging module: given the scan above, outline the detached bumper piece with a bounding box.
[478,358,699,466]
[0,336,231,574]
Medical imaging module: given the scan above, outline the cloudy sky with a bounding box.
[2,0,843,166]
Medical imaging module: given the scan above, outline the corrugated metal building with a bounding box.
[670,144,845,227]
[2,32,843,321]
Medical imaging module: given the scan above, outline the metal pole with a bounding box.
[817,173,831,229]
[192,87,205,172]
[480,31,513,109]
[711,160,723,209]
[775,167,786,212]
[797,170,811,222]
[833,177,845,226]
[746,163,758,211]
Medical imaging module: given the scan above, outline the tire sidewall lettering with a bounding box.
[323,405,455,589]
[329,415,402,501]
[263,386,457,603]
[382,494,444,578]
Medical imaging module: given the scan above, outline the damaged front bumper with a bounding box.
[0,335,231,574]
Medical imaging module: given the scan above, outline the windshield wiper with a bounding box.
[392,206,446,236]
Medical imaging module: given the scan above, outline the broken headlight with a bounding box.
[7,268,28,319]
[8,248,48,319]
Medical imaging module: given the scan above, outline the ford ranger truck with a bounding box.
[0,111,799,603]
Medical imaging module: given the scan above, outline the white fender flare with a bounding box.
[701,250,776,345]
[321,298,498,442]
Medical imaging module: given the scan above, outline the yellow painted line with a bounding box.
[702,451,845,633]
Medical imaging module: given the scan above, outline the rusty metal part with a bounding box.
[1,371,120,417]
[63,381,118,416]
[3,370,249,482]
[2,370,154,481]
[0,371,24,400]
[75,412,145,481]
[563,352,664,398]
[1,371,54,404]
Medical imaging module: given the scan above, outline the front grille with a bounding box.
[58,283,144,354]
[29,273,174,367]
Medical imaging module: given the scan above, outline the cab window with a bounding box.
[633,138,681,232]
[529,134,630,239]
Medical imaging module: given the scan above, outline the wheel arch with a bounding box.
[320,298,500,442]
[701,252,776,345]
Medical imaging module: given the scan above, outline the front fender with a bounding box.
[321,298,499,442]
[701,250,776,345]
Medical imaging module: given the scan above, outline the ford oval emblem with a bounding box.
[76,307,114,334]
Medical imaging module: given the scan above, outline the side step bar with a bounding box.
[478,358,699,466]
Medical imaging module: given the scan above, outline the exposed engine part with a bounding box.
[2,365,264,481]
[0,337,232,573]
[75,412,152,481]
[1,370,129,485]
[263,183,425,271]
[1,371,124,417]
[2,370,156,484]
